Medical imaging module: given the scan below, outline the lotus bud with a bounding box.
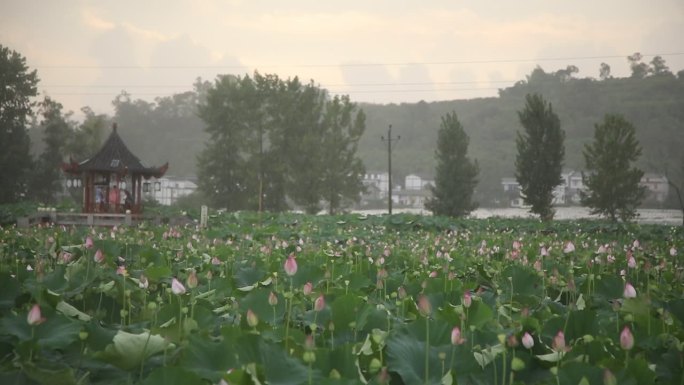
[268,291,278,306]
[552,331,566,352]
[563,241,575,254]
[463,291,472,308]
[93,249,105,264]
[171,277,186,295]
[314,294,325,312]
[27,304,46,325]
[246,309,258,328]
[418,295,432,317]
[603,369,617,385]
[620,326,634,350]
[451,326,465,345]
[623,282,637,298]
[284,254,298,276]
[85,236,94,249]
[186,269,198,289]
[303,282,313,296]
[522,332,534,349]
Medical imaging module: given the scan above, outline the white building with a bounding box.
[641,174,669,203]
[146,176,198,205]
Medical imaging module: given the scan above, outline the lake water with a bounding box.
[354,207,683,226]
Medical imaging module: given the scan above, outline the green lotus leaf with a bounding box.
[138,366,203,385]
[21,360,77,385]
[94,330,174,370]
[178,333,239,382]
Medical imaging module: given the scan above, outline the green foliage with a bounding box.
[0,215,682,384]
[197,72,366,213]
[0,44,38,204]
[426,111,479,217]
[581,114,646,222]
[515,94,565,220]
[30,97,72,203]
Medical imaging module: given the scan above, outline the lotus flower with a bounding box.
[620,326,634,350]
[451,326,465,345]
[85,236,94,249]
[463,291,472,308]
[552,331,567,352]
[627,256,636,268]
[171,278,186,295]
[522,332,534,349]
[268,291,278,306]
[93,249,105,264]
[186,269,198,289]
[563,241,575,254]
[284,254,298,276]
[624,282,637,298]
[303,282,313,296]
[417,295,432,317]
[314,294,325,312]
[27,304,46,326]
[246,309,258,328]
[670,247,677,257]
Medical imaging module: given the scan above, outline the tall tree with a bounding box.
[515,93,565,221]
[0,45,38,203]
[627,53,649,79]
[426,112,479,217]
[31,97,72,203]
[581,114,646,222]
[318,95,366,214]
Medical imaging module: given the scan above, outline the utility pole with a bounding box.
[381,124,400,215]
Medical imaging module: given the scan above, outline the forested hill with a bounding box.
[357,68,684,204]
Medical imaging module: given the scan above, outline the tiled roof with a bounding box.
[63,124,168,177]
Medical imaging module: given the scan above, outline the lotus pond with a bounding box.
[1,213,683,385]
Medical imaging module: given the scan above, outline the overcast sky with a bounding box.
[2,0,683,119]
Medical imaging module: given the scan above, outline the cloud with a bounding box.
[81,9,116,31]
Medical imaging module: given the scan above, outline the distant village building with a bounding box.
[359,172,433,209]
[147,176,198,206]
[501,170,669,207]
[640,173,669,204]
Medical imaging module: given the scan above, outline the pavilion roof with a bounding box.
[62,123,168,178]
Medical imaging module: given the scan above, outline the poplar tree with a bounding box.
[426,111,479,217]
[581,114,646,222]
[0,45,38,203]
[515,93,565,221]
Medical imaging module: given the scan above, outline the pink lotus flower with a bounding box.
[513,240,522,250]
[186,270,198,289]
[246,309,258,328]
[85,236,94,249]
[627,256,636,268]
[463,291,472,308]
[211,256,222,265]
[303,282,313,296]
[268,292,278,306]
[620,326,634,350]
[171,278,186,295]
[540,246,548,257]
[284,254,298,276]
[397,286,407,300]
[552,331,567,352]
[522,332,534,349]
[563,241,575,254]
[116,265,127,276]
[93,249,105,264]
[27,304,46,325]
[314,294,325,312]
[451,326,465,345]
[624,282,637,298]
[417,295,432,317]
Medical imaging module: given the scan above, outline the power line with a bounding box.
[33,52,684,70]
[42,80,518,88]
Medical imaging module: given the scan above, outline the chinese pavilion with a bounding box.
[61,123,168,214]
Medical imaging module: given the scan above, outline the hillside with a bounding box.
[357,69,684,205]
